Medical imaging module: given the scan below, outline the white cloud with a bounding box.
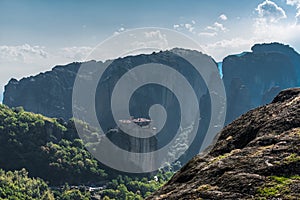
[203,38,254,49]
[185,23,195,33]
[198,32,218,37]
[145,30,166,39]
[206,22,228,32]
[0,44,95,64]
[287,0,300,4]
[254,20,300,43]
[135,30,169,49]
[203,7,300,61]
[256,0,287,23]
[214,22,227,31]
[253,0,300,45]
[0,44,48,63]
[202,19,300,61]
[60,46,93,61]
[173,21,196,33]
[219,14,228,21]
[197,16,228,38]
[199,0,296,61]
[119,27,125,32]
[286,0,300,21]
[201,38,255,61]
[113,27,126,36]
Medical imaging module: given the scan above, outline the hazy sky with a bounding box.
[1,0,300,102]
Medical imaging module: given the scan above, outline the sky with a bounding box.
[1,0,300,102]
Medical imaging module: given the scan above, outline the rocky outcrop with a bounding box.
[252,43,300,83]
[4,43,300,126]
[105,122,158,172]
[3,43,300,167]
[148,88,300,199]
[4,49,218,165]
[223,42,300,124]
[3,62,81,120]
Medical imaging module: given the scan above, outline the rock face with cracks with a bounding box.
[148,88,300,200]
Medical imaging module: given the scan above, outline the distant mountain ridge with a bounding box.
[3,49,216,165]
[4,42,299,122]
[3,42,300,165]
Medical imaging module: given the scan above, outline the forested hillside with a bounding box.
[0,104,172,199]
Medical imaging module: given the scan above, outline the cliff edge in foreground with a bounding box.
[148,88,300,199]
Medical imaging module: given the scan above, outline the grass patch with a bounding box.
[209,152,232,164]
[257,176,297,198]
[283,153,300,164]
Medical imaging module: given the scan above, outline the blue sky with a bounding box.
[1,0,300,101]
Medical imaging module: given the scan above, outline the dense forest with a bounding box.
[0,104,173,199]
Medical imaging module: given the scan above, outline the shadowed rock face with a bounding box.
[147,88,300,199]
[3,62,81,120]
[4,43,300,125]
[251,43,300,81]
[4,49,217,165]
[3,43,300,167]
[223,42,299,124]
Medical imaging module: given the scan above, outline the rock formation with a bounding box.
[223,42,299,124]
[3,62,81,120]
[3,42,300,168]
[147,88,300,199]
[4,43,300,126]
